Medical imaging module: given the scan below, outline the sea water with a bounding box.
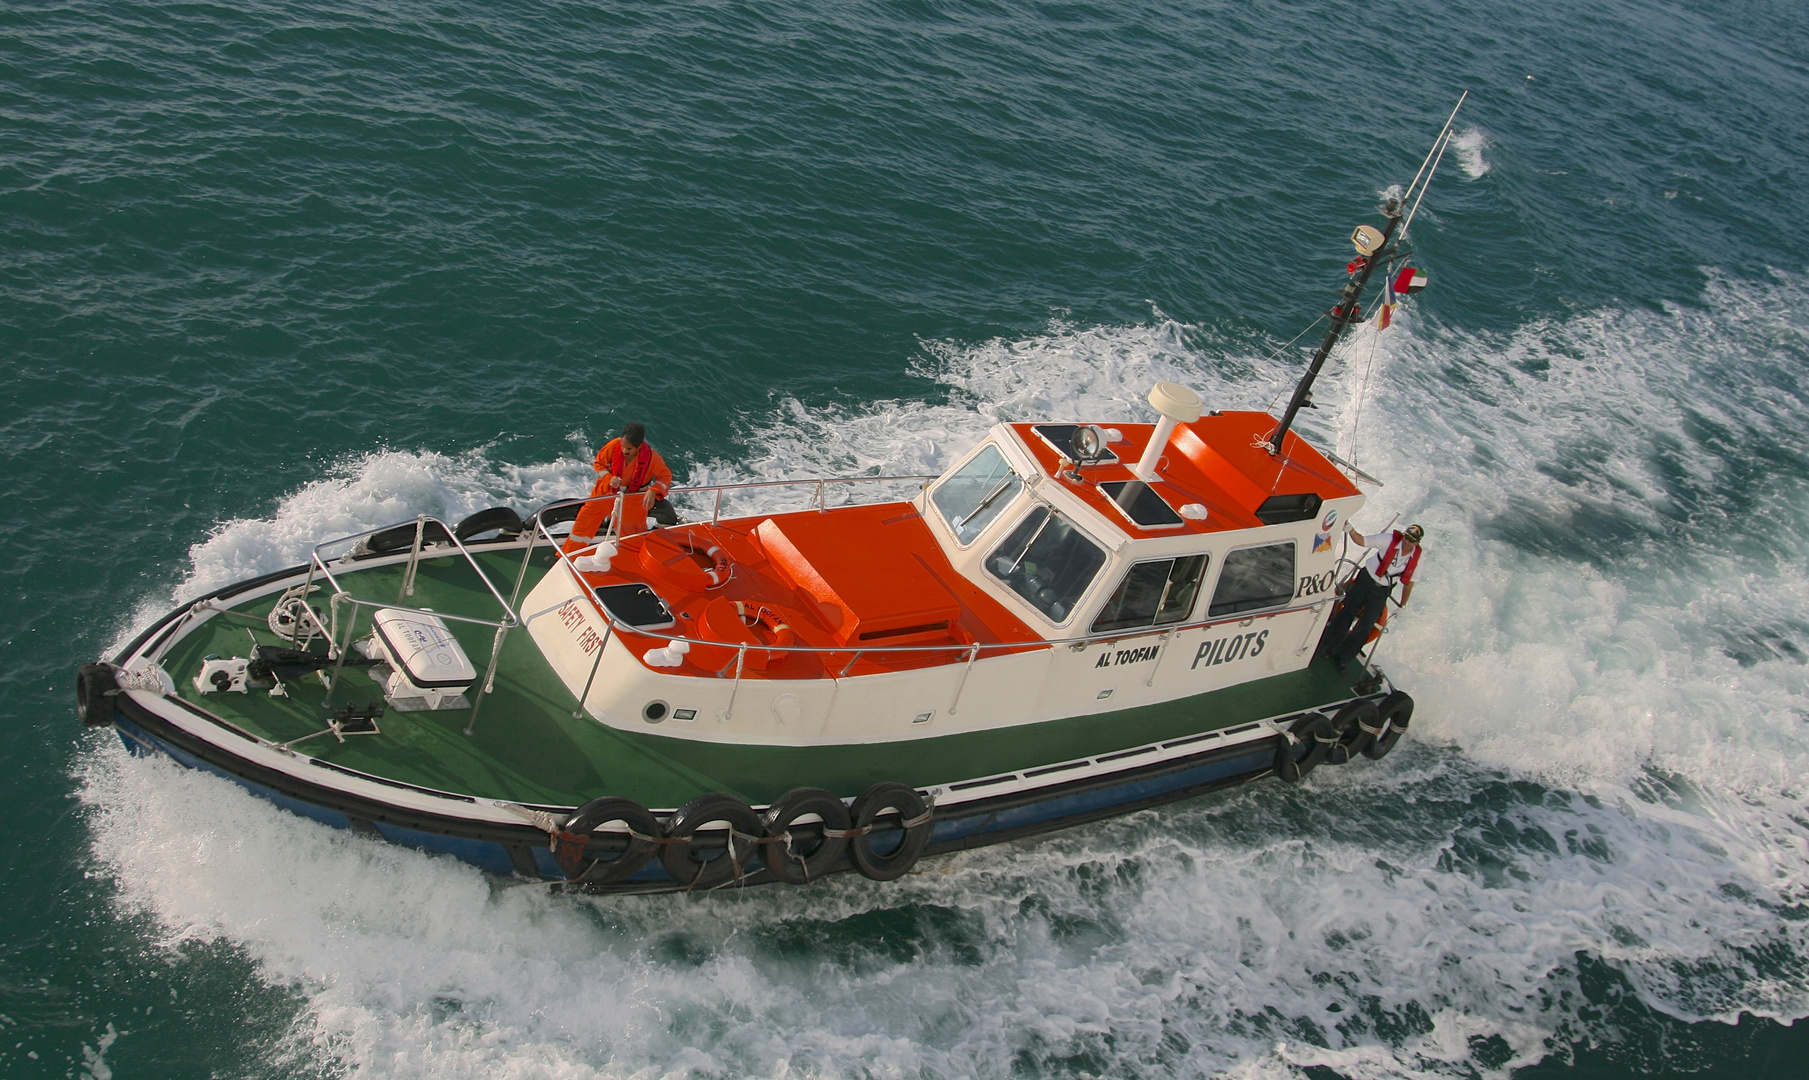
[3,1,1807,1077]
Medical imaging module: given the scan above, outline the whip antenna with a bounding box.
[1264,94,1467,458]
[1400,91,1467,223]
[1403,92,1466,237]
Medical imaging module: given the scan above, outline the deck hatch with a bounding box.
[593,583,675,629]
[1098,480,1185,529]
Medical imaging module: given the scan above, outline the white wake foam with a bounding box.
[109,447,595,657]
[83,279,1809,1077]
[1326,274,1809,792]
[1452,128,1490,179]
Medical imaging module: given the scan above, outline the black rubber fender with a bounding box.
[660,792,762,890]
[1363,691,1414,760]
[759,787,852,885]
[453,506,524,541]
[363,519,454,555]
[76,663,119,727]
[523,501,583,534]
[1326,698,1382,765]
[847,782,932,882]
[1274,712,1338,782]
[552,797,661,883]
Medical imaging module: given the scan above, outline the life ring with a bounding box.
[1273,712,1338,782]
[661,792,763,890]
[1363,691,1414,760]
[847,782,933,881]
[1365,604,1391,647]
[733,601,795,649]
[759,787,852,885]
[638,533,732,592]
[1325,698,1382,765]
[76,663,120,727]
[551,797,661,884]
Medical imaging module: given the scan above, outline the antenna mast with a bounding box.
[1264,94,1467,457]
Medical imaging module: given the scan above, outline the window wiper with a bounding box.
[955,475,1017,531]
[1007,509,1054,575]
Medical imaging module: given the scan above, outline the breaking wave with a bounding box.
[1452,128,1490,180]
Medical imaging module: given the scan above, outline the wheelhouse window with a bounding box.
[1091,555,1208,633]
[986,505,1107,624]
[1207,541,1296,617]
[931,444,1022,545]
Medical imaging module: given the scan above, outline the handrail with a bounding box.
[667,472,938,498]
[590,593,1332,660]
[523,472,938,529]
[662,472,939,524]
[310,517,522,627]
[303,515,523,734]
[533,498,1332,668]
[296,470,1330,690]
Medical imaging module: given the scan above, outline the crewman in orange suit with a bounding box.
[569,422,678,548]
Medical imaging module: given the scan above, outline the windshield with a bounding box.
[931,444,1022,545]
[986,505,1107,624]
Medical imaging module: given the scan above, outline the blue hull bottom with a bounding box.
[111,708,1279,892]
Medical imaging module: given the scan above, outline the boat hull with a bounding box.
[91,544,1401,894]
[106,682,1330,892]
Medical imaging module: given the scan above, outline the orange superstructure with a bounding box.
[1007,413,1359,536]
[575,501,1042,680]
[566,407,1361,685]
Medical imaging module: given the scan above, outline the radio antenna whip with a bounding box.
[1264,94,1466,458]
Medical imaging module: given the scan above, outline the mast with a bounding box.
[1264,93,1467,458]
[1264,200,1401,456]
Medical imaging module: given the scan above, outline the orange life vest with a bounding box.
[596,439,669,496]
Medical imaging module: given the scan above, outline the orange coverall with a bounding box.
[570,439,673,544]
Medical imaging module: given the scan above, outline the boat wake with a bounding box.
[82,273,1809,1078]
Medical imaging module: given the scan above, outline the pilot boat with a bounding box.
[77,109,1462,893]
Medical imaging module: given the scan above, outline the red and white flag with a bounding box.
[1394,266,1428,293]
[1374,275,1398,329]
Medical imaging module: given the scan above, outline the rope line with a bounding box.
[1263,315,1330,410]
[1347,323,1382,467]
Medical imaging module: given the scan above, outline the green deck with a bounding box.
[159,548,1361,809]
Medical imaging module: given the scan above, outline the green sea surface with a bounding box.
[3,1,1808,1076]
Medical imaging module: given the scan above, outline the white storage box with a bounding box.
[369,609,476,711]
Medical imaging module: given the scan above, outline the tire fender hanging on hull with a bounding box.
[553,797,661,884]
[1274,711,1338,782]
[1364,691,1413,760]
[1325,698,1382,765]
[846,782,934,881]
[760,787,852,885]
[76,663,120,726]
[662,793,763,890]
